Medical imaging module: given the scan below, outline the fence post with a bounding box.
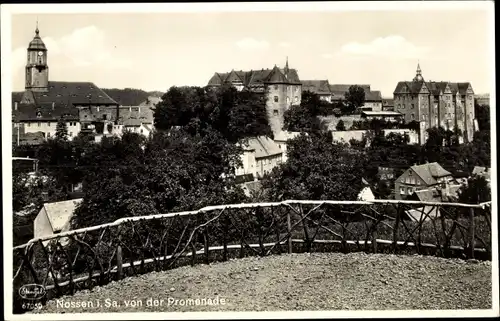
[116,225,123,281]
[287,211,293,254]
[469,207,475,259]
[371,227,378,254]
[203,228,209,265]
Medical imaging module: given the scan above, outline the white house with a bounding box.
[236,136,283,179]
[34,198,82,246]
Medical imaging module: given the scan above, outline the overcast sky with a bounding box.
[7,3,494,97]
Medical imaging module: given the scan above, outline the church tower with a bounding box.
[25,23,49,92]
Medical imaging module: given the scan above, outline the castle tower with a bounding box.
[412,62,424,82]
[25,22,49,92]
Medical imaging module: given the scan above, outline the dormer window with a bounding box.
[36,112,42,118]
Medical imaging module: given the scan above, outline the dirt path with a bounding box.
[34,252,492,313]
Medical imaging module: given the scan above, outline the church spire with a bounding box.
[35,18,39,36]
[284,56,289,75]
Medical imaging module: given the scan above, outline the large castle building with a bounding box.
[393,64,476,144]
[12,25,119,143]
[207,59,302,134]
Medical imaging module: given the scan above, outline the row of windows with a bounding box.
[273,96,299,103]
[27,121,78,127]
[45,132,74,138]
[258,157,282,167]
[400,186,415,195]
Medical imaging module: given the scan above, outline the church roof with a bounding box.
[13,81,118,107]
[28,28,46,51]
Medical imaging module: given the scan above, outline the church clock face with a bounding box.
[38,51,43,56]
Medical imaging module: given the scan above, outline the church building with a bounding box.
[12,25,120,143]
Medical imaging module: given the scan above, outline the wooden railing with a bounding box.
[13,200,492,313]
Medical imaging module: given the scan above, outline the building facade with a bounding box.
[235,136,283,179]
[394,162,455,200]
[393,64,475,143]
[207,59,302,134]
[12,25,120,142]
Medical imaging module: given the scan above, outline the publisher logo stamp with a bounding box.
[19,284,46,301]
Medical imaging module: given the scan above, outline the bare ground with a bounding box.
[33,252,492,313]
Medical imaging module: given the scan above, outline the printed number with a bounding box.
[22,302,43,310]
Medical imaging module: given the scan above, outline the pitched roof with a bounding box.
[330,84,371,92]
[118,106,154,125]
[395,80,473,96]
[13,103,80,121]
[13,81,118,106]
[382,98,394,107]
[329,84,381,102]
[393,81,426,94]
[357,187,375,201]
[243,136,283,158]
[42,198,82,233]
[410,162,452,185]
[208,65,301,87]
[301,80,331,95]
[365,90,382,102]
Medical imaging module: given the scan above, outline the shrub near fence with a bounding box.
[12,200,492,314]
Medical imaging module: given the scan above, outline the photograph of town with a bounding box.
[3,2,497,319]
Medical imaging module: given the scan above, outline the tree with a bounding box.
[261,134,367,201]
[475,102,490,132]
[153,85,272,142]
[458,175,491,204]
[71,128,246,229]
[335,120,346,131]
[55,117,69,141]
[344,85,366,114]
[284,91,328,133]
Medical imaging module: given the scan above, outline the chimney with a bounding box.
[15,102,18,110]
[129,106,132,113]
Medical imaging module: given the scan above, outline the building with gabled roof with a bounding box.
[208,58,302,134]
[301,80,332,102]
[11,25,120,142]
[393,63,475,144]
[235,136,283,179]
[394,162,455,200]
[329,84,383,111]
[34,198,83,246]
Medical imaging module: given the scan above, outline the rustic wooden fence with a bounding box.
[13,199,492,313]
